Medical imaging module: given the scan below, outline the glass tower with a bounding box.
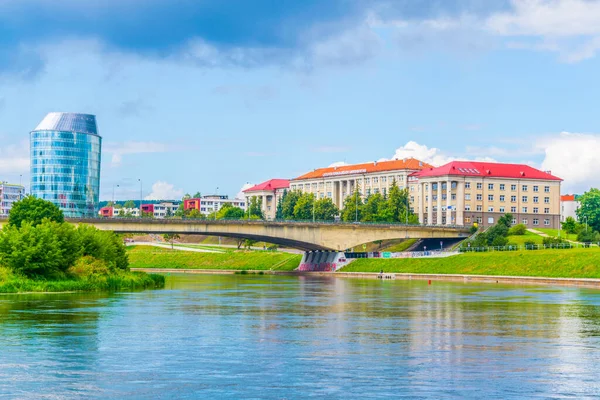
[30,112,102,218]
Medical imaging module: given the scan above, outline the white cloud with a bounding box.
[237,182,254,199]
[144,181,184,200]
[390,141,496,166]
[539,132,600,192]
[486,0,600,61]
[328,161,349,168]
[0,140,29,174]
[105,141,170,167]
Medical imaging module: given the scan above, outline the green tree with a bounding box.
[386,180,410,222]
[497,213,514,228]
[275,190,286,220]
[114,203,123,209]
[561,216,578,234]
[247,196,264,219]
[281,190,301,220]
[123,200,136,209]
[193,192,202,198]
[361,193,385,222]
[341,188,363,222]
[217,204,245,220]
[183,193,191,200]
[293,193,315,220]
[105,201,114,207]
[163,233,180,249]
[313,198,339,221]
[186,209,204,219]
[9,196,64,228]
[576,188,600,232]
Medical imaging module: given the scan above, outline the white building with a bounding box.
[560,194,580,221]
[184,195,246,216]
[243,179,290,220]
[0,182,25,216]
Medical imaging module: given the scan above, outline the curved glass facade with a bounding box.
[30,113,102,218]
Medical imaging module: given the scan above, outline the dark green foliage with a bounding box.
[497,213,514,228]
[508,224,527,236]
[469,225,479,234]
[281,190,301,220]
[275,189,286,219]
[216,203,245,219]
[313,198,339,221]
[341,188,363,222]
[8,196,64,228]
[246,196,264,219]
[561,216,578,234]
[123,200,136,209]
[293,193,314,220]
[577,229,599,243]
[576,189,600,233]
[543,236,564,246]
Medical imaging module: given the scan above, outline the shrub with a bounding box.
[577,229,599,243]
[8,196,64,228]
[508,224,527,236]
[491,236,509,247]
[543,236,564,247]
[469,225,479,234]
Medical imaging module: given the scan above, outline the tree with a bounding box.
[313,198,339,221]
[293,193,315,220]
[217,204,245,220]
[576,188,600,233]
[182,193,191,200]
[114,203,123,209]
[123,200,136,209]
[361,193,385,222]
[186,209,204,219]
[106,201,114,207]
[497,213,514,228]
[163,233,180,249]
[281,190,301,220]
[508,223,527,235]
[193,192,202,199]
[9,196,64,228]
[561,216,578,234]
[247,196,264,219]
[386,180,410,222]
[275,190,286,220]
[341,188,363,222]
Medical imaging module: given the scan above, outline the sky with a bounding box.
[1,0,600,200]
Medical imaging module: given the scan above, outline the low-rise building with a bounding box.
[184,195,246,216]
[0,182,25,216]
[243,179,290,220]
[560,194,580,221]
[410,161,562,228]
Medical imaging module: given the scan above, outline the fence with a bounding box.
[459,242,598,252]
[345,250,455,259]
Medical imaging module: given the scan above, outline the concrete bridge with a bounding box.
[66,218,470,251]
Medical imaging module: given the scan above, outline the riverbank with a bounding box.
[127,246,302,271]
[341,248,600,278]
[0,266,165,294]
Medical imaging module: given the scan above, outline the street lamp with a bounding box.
[138,179,142,218]
[112,183,120,204]
[584,216,588,232]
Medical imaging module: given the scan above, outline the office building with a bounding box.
[30,112,102,217]
[0,182,25,216]
[243,179,290,220]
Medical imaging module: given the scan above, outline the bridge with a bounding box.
[64,219,470,251]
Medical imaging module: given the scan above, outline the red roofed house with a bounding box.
[411,161,562,228]
[291,158,432,208]
[243,179,290,220]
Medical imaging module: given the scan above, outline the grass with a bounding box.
[0,266,165,294]
[381,239,418,252]
[536,228,578,241]
[172,244,228,252]
[507,231,545,245]
[341,248,600,278]
[127,246,302,271]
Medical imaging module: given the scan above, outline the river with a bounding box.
[1,274,600,398]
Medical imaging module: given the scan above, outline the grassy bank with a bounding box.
[128,246,302,271]
[0,266,165,294]
[341,248,600,278]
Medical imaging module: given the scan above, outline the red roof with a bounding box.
[294,158,432,180]
[244,179,290,193]
[415,161,562,181]
[561,194,575,201]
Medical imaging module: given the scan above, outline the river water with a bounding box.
[2,275,600,399]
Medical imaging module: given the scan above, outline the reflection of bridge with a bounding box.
[67,219,470,251]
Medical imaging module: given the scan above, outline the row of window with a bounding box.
[464,182,551,192]
[428,206,551,214]
[463,217,551,226]
[464,194,551,203]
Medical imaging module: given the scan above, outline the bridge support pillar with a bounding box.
[297,251,350,272]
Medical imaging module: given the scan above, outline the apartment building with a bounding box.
[184,195,246,216]
[0,182,25,216]
[243,179,290,220]
[290,158,432,208]
[410,161,562,228]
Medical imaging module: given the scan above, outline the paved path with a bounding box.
[128,242,222,253]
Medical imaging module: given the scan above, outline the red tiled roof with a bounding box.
[561,194,575,201]
[293,158,432,181]
[243,179,290,193]
[415,161,562,181]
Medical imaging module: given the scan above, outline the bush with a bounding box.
[491,236,509,247]
[524,240,536,249]
[543,236,564,246]
[8,196,64,228]
[508,224,527,236]
[469,225,479,234]
[577,229,599,243]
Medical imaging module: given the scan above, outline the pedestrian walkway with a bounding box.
[127,242,223,253]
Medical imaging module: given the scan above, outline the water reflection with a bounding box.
[1,275,600,398]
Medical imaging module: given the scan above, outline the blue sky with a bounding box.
[1,0,599,200]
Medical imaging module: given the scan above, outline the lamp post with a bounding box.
[112,184,119,204]
[138,179,142,218]
[584,216,588,232]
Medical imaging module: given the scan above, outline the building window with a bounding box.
[511,184,517,191]
[442,182,447,190]
[488,183,494,190]
[373,177,379,184]
[451,194,456,200]
[511,207,516,213]
[476,217,482,224]
[533,186,539,192]
[465,205,471,211]
[499,207,505,212]
[374,188,380,194]
[544,197,550,204]
[410,196,414,202]
[522,196,528,203]
[365,178,371,185]
[366,189,371,196]
[544,208,550,214]
[381,177,387,183]
[476,194,483,201]
[522,185,528,192]
[500,184,505,191]
[500,195,505,202]
[488,195,494,201]
[465,217,471,223]
[512,218,517,225]
[522,207,528,213]
[327,192,332,198]
[544,219,550,226]
[465,194,471,200]
[522,218,528,225]
[533,218,539,226]
[533,207,539,213]
[545,186,550,193]
[433,195,438,201]
[533,196,539,203]
[511,196,516,202]
[476,205,483,211]
[477,183,482,189]
[488,206,494,212]
[465,182,471,189]
[442,194,447,200]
